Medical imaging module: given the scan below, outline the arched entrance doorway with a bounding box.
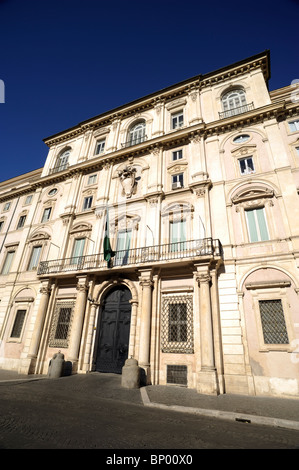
[95,285,132,374]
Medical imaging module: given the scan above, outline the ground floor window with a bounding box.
[49,301,75,348]
[161,294,193,353]
[10,309,26,338]
[259,299,289,344]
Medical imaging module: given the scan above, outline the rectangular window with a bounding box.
[172,149,183,161]
[172,173,184,189]
[115,229,132,265]
[95,139,105,154]
[55,307,72,341]
[49,301,75,348]
[161,295,193,354]
[11,309,26,338]
[17,215,26,229]
[0,221,4,232]
[83,196,93,211]
[170,219,186,251]
[245,207,269,242]
[25,195,33,205]
[1,250,15,274]
[28,245,42,271]
[87,174,97,185]
[3,202,11,211]
[41,207,52,223]
[71,238,86,264]
[171,111,184,129]
[259,299,289,344]
[296,147,299,156]
[239,157,255,175]
[289,120,299,132]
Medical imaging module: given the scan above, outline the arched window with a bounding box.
[54,149,70,173]
[128,121,146,146]
[220,88,252,118]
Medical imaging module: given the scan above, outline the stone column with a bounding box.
[195,268,219,395]
[138,269,153,384]
[68,276,89,373]
[128,298,138,358]
[26,280,52,374]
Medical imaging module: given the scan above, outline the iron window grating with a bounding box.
[161,294,194,353]
[49,300,75,348]
[167,365,188,385]
[259,299,289,344]
[11,310,26,338]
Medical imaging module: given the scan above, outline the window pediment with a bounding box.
[231,144,256,157]
[232,186,274,205]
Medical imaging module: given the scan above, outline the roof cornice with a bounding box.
[43,51,270,147]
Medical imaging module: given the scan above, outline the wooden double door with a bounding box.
[95,286,132,374]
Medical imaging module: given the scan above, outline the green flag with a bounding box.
[103,207,115,267]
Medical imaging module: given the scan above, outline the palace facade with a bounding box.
[1,51,299,398]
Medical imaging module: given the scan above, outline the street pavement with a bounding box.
[0,369,299,432]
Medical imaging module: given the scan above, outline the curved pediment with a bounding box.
[232,185,274,204]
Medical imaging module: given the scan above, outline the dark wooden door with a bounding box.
[96,286,132,374]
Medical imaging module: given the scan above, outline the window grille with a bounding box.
[161,295,193,353]
[259,299,289,344]
[167,365,187,385]
[49,301,75,348]
[11,309,26,338]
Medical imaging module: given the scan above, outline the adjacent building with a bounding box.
[0,50,299,398]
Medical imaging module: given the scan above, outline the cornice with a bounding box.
[2,92,296,204]
[43,52,270,148]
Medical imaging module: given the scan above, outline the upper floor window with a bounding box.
[220,88,253,119]
[51,149,70,174]
[0,220,4,232]
[95,139,105,154]
[82,196,93,211]
[171,111,184,129]
[245,207,269,242]
[17,215,27,229]
[127,121,146,147]
[172,149,183,161]
[41,207,52,223]
[27,245,42,270]
[87,174,97,185]
[289,119,299,132]
[3,202,11,212]
[1,250,15,275]
[25,194,33,205]
[239,156,255,175]
[172,173,184,189]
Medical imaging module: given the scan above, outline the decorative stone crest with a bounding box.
[118,166,137,198]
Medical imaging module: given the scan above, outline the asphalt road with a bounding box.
[0,374,299,452]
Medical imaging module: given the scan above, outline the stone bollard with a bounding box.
[48,351,65,378]
[121,357,140,389]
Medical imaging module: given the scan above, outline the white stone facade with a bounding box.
[0,51,299,398]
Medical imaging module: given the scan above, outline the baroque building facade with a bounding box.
[0,51,299,398]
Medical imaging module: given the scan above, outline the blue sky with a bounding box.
[0,0,298,182]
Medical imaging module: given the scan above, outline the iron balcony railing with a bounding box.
[37,238,223,276]
[219,102,254,119]
[49,163,70,175]
[121,135,148,148]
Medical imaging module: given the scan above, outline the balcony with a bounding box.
[37,238,223,276]
[121,135,148,148]
[48,163,70,175]
[219,102,254,119]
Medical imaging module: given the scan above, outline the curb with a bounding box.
[140,388,299,431]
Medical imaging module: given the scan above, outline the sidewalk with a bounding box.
[1,369,299,431]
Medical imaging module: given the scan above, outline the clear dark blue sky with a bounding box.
[0,0,298,182]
